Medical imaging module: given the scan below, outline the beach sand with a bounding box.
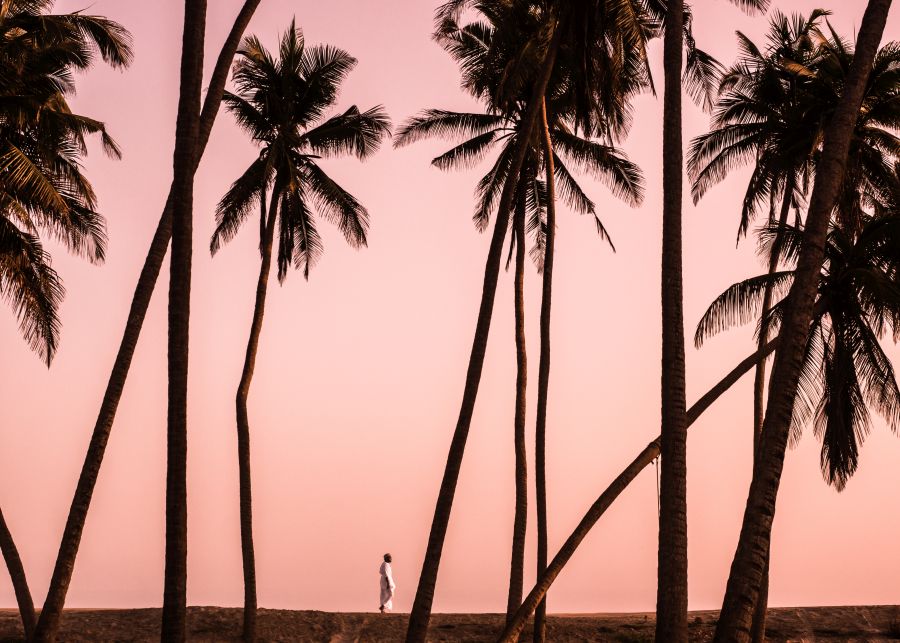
[0,605,897,641]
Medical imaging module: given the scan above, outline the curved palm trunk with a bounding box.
[497,338,779,642]
[533,98,556,643]
[506,183,528,622]
[32,3,262,641]
[657,0,688,640]
[404,21,563,643]
[714,3,891,640]
[0,507,34,639]
[162,2,207,641]
[237,187,279,643]
[749,183,792,643]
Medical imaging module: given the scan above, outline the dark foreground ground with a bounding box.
[1,605,898,642]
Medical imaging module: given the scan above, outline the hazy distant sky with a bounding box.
[0,0,897,614]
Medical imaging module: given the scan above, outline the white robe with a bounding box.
[379,561,396,610]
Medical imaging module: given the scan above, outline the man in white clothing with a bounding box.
[379,553,395,613]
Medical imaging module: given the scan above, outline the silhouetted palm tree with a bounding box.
[715,2,893,639]
[653,0,769,637]
[33,3,264,641]
[211,22,389,641]
[688,12,900,637]
[403,3,656,638]
[162,1,207,640]
[0,4,131,639]
[396,8,644,629]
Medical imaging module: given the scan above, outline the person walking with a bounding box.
[379,553,395,613]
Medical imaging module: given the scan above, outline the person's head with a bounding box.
[384,553,392,563]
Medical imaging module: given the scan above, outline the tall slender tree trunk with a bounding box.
[162,2,207,641]
[656,0,688,640]
[714,3,891,640]
[506,183,528,623]
[0,507,34,639]
[749,182,792,643]
[32,3,262,640]
[497,338,780,642]
[404,20,562,643]
[533,98,557,643]
[237,186,280,643]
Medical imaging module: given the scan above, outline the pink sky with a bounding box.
[1,0,898,615]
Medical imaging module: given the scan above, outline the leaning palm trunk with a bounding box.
[749,184,791,643]
[498,338,779,643]
[236,186,280,643]
[533,97,557,643]
[713,2,892,640]
[404,19,563,643]
[657,0,688,639]
[31,3,263,641]
[506,183,529,622]
[0,507,34,639]
[162,1,207,640]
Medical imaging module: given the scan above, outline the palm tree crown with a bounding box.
[211,20,390,278]
[0,0,132,364]
[696,211,900,490]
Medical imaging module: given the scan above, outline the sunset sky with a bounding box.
[1,0,898,615]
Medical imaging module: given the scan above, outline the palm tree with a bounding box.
[404,3,656,638]
[32,3,264,640]
[654,2,689,637]
[0,4,131,639]
[211,23,389,641]
[162,0,207,640]
[687,12,900,638]
[652,0,772,637]
[396,16,645,633]
[714,1,893,639]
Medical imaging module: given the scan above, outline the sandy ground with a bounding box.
[0,605,898,641]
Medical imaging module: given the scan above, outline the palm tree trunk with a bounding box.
[0,507,34,639]
[497,338,780,642]
[533,97,557,643]
[749,182,792,643]
[237,186,279,643]
[714,3,892,640]
[506,182,528,623]
[32,3,262,640]
[657,0,688,639]
[404,19,563,643]
[162,2,207,641]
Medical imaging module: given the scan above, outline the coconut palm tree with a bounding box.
[688,13,900,638]
[0,4,130,638]
[654,0,769,637]
[33,3,264,641]
[714,2,893,640]
[162,1,207,640]
[397,6,648,631]
[404,3,658,638]
[210,23,389,641]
